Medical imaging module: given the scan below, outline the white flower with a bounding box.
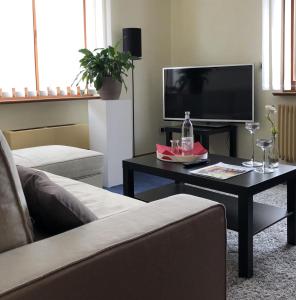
[265,105,277,114]
[265,104,278,135]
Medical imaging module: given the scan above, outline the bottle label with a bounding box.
[181,137,194,155]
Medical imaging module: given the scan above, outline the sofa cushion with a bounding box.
[12,145,104,184]
[17,166,98,235]
[43,171,146,219]
[0,131,33,253]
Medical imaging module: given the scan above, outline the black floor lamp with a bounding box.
[123,28,142,157]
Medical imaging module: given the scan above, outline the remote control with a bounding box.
[183,159,209,168]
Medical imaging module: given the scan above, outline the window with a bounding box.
[0,0,36,91]
[0,0,105,95]
[262,0,296,91]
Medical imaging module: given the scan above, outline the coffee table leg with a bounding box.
[123,163,134,198]
[287,179,296,245]
[238,194,253,278]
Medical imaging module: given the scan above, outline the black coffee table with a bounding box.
[122,154,296,278]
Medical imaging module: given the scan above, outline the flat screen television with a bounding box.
[163,64,254,123]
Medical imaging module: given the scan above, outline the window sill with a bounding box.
[273,91,296,96]
[0,95,101,104]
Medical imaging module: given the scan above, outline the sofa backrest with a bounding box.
[0,131,33,253]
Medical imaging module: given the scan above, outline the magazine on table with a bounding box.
[190,162,252,180]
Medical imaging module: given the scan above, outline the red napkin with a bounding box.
[156,142,207,156]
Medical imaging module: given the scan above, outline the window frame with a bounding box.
[291,0,296,89]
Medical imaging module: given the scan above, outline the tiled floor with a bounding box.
[106,172,173,195]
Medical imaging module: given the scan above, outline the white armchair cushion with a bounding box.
[13,145,104,183]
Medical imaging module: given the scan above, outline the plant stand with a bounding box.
[88,99,133,187]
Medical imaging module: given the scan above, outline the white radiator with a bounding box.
[278,104,296,162]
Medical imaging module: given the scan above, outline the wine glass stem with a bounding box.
[251,133,255,163]
[263,149,266,172]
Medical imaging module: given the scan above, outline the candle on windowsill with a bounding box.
[24,88,29,98]
[70,88,77,96]
[87,88,96,96]
[2,91,12,98]
[28,90,37,97]
[48,87,57,96]
[60,89,66,96]
[39,90,48,97]
[15,91,24,98]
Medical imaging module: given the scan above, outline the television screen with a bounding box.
[163,64,254,123]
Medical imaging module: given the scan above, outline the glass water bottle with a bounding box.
[181,111,194,155]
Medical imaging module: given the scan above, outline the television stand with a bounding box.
[161,125,237,157]
[194,122,230,128]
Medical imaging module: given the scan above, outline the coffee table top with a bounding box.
[123,154,296,195]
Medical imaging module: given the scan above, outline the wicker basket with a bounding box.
[157,151,208,163]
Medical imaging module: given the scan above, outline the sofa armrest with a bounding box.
[0,194,226,300]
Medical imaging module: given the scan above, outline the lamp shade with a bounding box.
[123,28,142,59]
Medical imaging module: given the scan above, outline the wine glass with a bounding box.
[255,138,274,174]
[242,122,263,167]
[170,140,181,155]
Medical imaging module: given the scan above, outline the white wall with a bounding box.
[110,0,171,155]
[171,0,296,158]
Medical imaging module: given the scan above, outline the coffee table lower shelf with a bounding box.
[136,183,291,236]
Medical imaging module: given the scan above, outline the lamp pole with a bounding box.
[131,59,136,157]
[122,27,142,158]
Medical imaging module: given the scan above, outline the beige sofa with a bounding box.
[12,145,104,187]
[0,135,226,300]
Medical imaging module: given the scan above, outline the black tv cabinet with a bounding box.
[161,125,237,157]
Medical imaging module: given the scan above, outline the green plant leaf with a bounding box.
[73,43,134,92]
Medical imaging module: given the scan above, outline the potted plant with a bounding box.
[73,44,134,100]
